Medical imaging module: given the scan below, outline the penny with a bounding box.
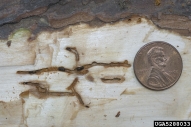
[134,41,183,90]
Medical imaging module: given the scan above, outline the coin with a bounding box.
[134,41,183,90]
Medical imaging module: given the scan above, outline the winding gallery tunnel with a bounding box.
[0,0,191,127]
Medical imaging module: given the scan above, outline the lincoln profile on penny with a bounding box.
[147,46,175,87]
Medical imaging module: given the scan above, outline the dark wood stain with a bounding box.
[86,74,94,82]
[6,40,11,47]
[19,91,29,99]
[137,18,142,23]
[120,89,136,95]
[115,111,120,117]
[0,100,25,125]
[155,0,161,6]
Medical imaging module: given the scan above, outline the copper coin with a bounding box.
[134,41,183,90]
